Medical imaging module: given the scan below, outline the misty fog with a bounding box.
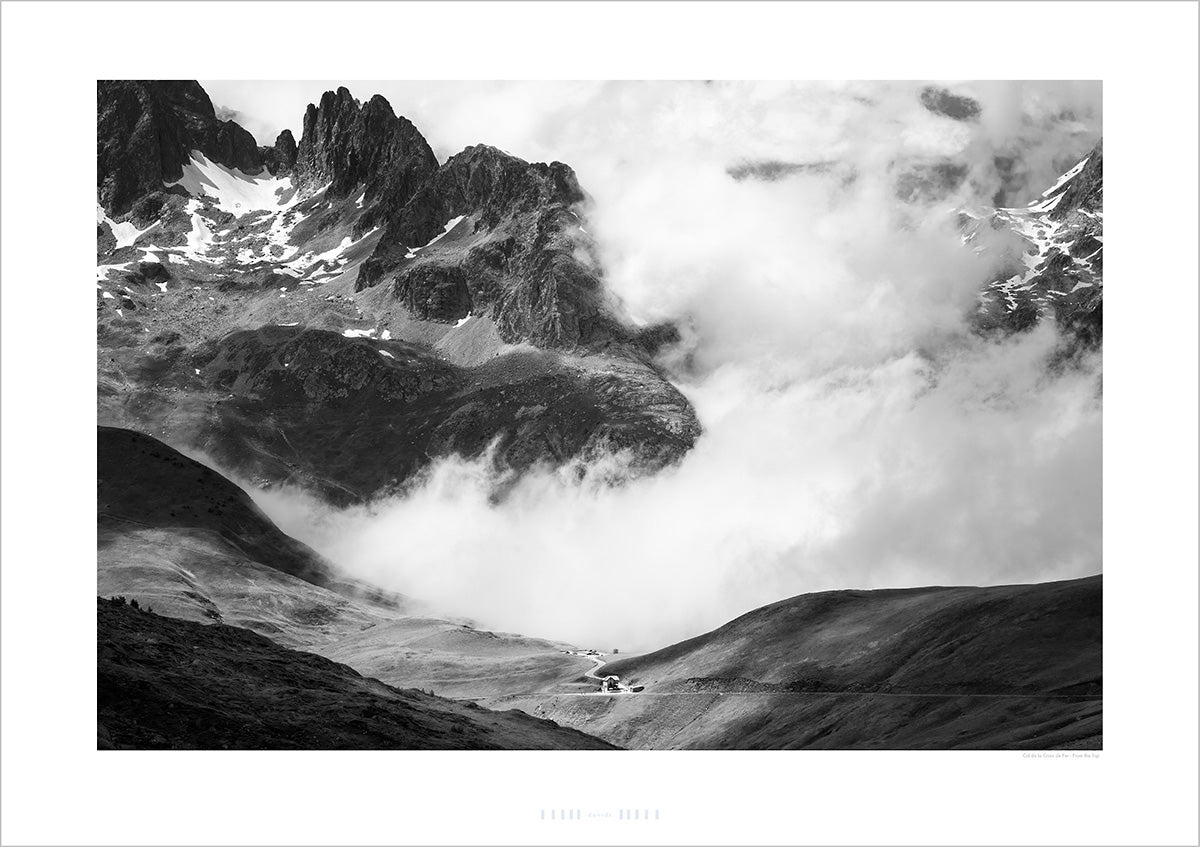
[228,81,1101,651]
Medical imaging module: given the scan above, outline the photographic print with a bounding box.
[95,79,1103,752]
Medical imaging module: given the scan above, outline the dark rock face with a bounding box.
[971,140,1103,346]
[97,80,265,217]
[360,145,623,349]
[197,326,461,407]
[212,121,262,173]
[393,264,472,321]
[396,144,586,242]
[261,129,298,174]
[1051,139,1102,218]
[920,86,982,121]
[101,327,700,505]
[97,81,177,217]
[96,221,116,256]
[295,88,439,212]
[119,261,172,289]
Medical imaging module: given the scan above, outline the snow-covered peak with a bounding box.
[965,145,1103,340]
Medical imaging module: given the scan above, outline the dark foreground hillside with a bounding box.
[97,599,617,750]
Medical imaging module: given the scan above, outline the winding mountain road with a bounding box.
[581,655,607,680]
[571,652,632,694]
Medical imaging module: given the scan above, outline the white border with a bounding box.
[2,2,1198,845]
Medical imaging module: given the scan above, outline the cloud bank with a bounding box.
[231,81,1101,651]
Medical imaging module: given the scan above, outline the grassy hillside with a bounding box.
[98,598,616,750]
[605,576,1101,696]
[98,425,407,644]
[99,425,339,589]
[491,577,1101,749]
[97,425,591,693]
[315,617,592,698]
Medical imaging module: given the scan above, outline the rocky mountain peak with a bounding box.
[1051,139,1102,219]
[97,80,266,217]
[261,128,298,174]
[97,80,699,501]
[155,79,217,119]
[969,138,1103,346]
[430,144,585,228]
[295,87,438,208]
[351,141,613,349]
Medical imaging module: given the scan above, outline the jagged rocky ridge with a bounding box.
[296,87,440,223]
[966,140,1103,345]
[96,81,700,502]
[98,80,294,217]
[357,144,632,349]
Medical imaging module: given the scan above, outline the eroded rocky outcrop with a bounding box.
[358,144,624,349]
[97,80,265,217]
[295,88,439,216]
[969,139,1103,346]
[261,129,298,175]
[101,327,700,505]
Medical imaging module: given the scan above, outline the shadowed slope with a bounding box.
[492,577,1101,749]
[97,425,407,645]
[99,424,334,586]
[98,599,617,750]
[605,575,1101,696]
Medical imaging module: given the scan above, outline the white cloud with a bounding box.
[221,81,1102,652]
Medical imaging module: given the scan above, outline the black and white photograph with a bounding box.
[92,76,1107,752]
[2,2,1198,846]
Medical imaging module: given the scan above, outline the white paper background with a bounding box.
[1,2,1197,845]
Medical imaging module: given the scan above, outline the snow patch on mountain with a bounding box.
[1041,157,1089,199]
[965,150,1102,327]
[96,204,159,248]
[165,152,301,217]
[405,215,466,258]
[276,227,380,282]
[97,262,132,281]
[176,199,221,265]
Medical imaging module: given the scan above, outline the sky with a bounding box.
[214,80,1104,652]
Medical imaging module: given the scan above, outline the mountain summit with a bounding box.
[97,80,265,215]
[968,140,1103,345]
[97,80,700,502]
